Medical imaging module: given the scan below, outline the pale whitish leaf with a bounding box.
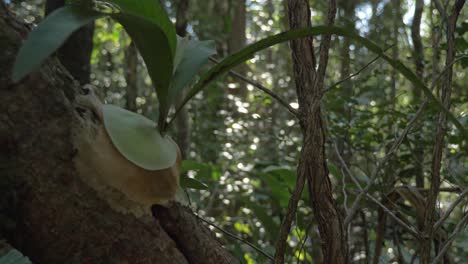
[0,248,32,264]
[102,105,177,170]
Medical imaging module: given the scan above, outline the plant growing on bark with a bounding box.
[11,0,466,261]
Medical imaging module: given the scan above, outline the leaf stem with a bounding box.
[168,26,465,136]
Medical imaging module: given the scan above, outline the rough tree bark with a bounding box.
[0,3,238,263]
[274,0,347,263]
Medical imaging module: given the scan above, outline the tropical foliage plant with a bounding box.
[13,0,465,174]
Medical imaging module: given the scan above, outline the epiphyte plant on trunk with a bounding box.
[12,0,465,208]
[12,0,217,196]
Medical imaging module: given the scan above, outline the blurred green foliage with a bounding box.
[7,0,467,263]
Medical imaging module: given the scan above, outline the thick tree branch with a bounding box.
[152,204,239,264]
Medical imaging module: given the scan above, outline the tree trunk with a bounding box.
[227,0,247,98]
[125,41,138,112]
[287,0,348,263]
[0,3,237,263]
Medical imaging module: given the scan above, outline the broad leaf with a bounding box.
[12,6,102,81]
[102,104,177,170]
[261,173,291,207]
[116,14,173,120]
[181,160,211,175]
[180,176,209,190]
[168,37,216,106]
[0,248,32,264]
[242,199,279,240]
[173,36,190,73]
[104,0,176,52]
[105,0,177,126]
[175,25,466,137]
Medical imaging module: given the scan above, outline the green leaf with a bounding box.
[180,176,209,190]
[242,199,279,240]
[261,173,291,207]
[168,37,216,106]
[103,0,175,52]
[173,36,190,73]
[102,104,177,170]
[328,163,343,180]
[175,25,466,137]
[0,248,32,264]
[181,160,211,174]
[104,0,177,126]
[12,6,102,82]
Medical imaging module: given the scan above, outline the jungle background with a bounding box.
[2,0,467,263]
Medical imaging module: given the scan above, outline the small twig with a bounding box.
[323,45,394,93]
[194,214,274,261]
[344,99,428,226]
[430,55,468,90]
[340,166,349,214]
[295,221,312,264]
[431,212,468,264]
[333,144,362,189]
[410,244,421,264]
[399,187,462,193]
[360,211,370,261]
[423,1,464,261]
[433,188,468,231]
[333,144,420,237]
[273,168,307,263]
[433,0,449,23]
[366,193,419,237]
[209,57,299,117]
